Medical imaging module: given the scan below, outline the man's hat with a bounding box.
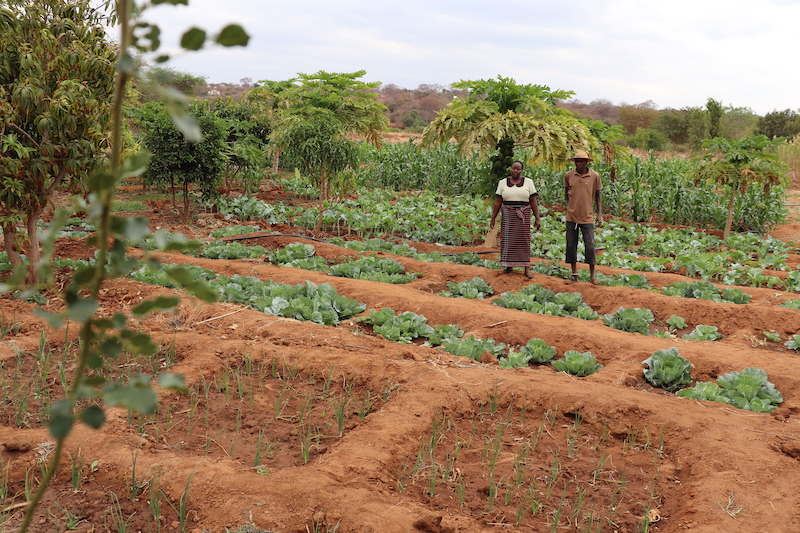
[569,150,593,161]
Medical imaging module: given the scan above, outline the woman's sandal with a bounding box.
[566,274,578,284]
[525,271,533,279]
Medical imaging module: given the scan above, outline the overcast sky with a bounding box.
[136,0,800,116]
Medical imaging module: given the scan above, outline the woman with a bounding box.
[490,161,541,279]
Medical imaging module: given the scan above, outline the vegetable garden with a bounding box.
[4,158,800,533]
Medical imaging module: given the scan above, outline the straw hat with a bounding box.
[569,150,593,161]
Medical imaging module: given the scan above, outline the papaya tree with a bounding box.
[0,0,116,284]
[696,135,788,237]
[259,70,388,196]
[582,120,627,180]
[242,79,296,174]
[420,76,597,195]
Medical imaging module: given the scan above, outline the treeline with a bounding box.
[561,98,800,152]
[155,69,800,151]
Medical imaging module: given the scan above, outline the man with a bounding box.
[564,150,603,285]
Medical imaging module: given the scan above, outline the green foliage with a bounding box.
[202,241,265,259]
[695,136,789,237]
[329,237,418,256]
[682,325,722,341]
[781,298,800,310]
[277,114,360,201]
[498,350,532,369]
[355,141,487,196]
[423,324,465,347]
[642,348,692,391]
[420,75,596,196]
[627,128,669,151]
[518,339,557,363]
[0,0,116,283]
[439,335,506,361]
[500,339,558,369]
[601,308,654,335]
[784,334,800,350]
[215,195,298,223]
[140,101,227,218]
[440,277,494,299]
[2,1,248,530]
[666,314,688,331]
[661,280,751,304]
[265,70,388,195]
[551,351,603,377]
[763,331,781,342]
[209,225,261,238]
[329,254,418,284]
[755,109,800,140]
[492,284,598,320]
[268,243,329,271]
[359,308,435,343]
[678,367,783,413]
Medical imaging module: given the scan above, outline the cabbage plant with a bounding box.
[642,348,692,391]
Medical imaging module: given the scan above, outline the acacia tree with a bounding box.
[696,135,788,237]
[0,0,116,284]
[420,76,596,196]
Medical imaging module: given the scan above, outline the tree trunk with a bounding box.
[270,149,282,175]
[724,190,736,238]
[1,223,23,272]
[25,207,43,285]
[183,181,190,225]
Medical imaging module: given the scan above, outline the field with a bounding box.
[3,180,800,533]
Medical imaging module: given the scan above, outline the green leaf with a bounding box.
[32,307,64,329]
[49,399,74,439]
[66,298,99,322]
[120,150,151,179]
[88,170,116,191]
[157,373,187,392]
[132,296,180,317]
[102,375,158,414]
[99,337,123,358]
[184,281,218,303]
[121,217,151,244]
[215,24,250,47]
[181,27,206,50]
[80,405,106,429]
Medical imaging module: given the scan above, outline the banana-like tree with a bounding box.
[420,76,597,195]
[696,136,788,237]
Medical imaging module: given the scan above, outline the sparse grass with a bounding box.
[392,395,665,532]
[112,200,149,212]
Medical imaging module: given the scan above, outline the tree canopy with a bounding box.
[0,0,116,283]
[420,76,596,195]
[696,135,788,237]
